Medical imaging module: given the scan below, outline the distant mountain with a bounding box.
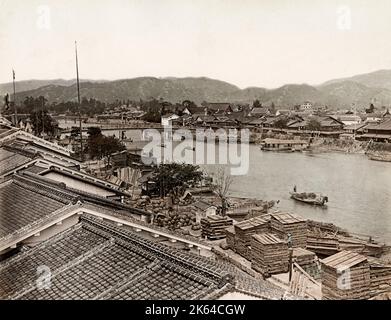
[0,79,106,96]
[4,70,391,109]
[12,77,243,105]
[318,81,391,107]
[321,69,391,91]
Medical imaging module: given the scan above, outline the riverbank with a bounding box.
[251,131,391,156]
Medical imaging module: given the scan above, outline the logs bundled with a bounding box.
[251,233,289,277]
[270,212,307,248]
[155,211,196,230]
[321,250,371,300]
[201,215,233,240]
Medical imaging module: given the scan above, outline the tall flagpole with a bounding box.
[12,69,17,126]
[75,41,84,161]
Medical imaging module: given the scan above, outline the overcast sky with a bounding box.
[1,0,391,88]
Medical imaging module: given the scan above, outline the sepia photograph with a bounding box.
[0,0,391,305]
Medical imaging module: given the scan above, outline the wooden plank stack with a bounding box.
[225,226,236,250]
[368,258,391,297]
[270,212,307,248]
[251,233,289,277]
[293,247,320,279]
[338,236,385,258]
[321,250,371,300]
[306,235,340,257]
[233,215,270,259]
[200,215,233,240]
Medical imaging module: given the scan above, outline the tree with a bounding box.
[86,127,125,162]
[366,103,375,114]
[149,163,203,199]
[211,167,233,216]
[274,117,289,129]
[270,102,276,115]
[142,110,161,123]
[307,119,322,131]
[252,99,262,108]
[30,101,57,137]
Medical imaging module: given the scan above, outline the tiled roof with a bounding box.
[365,118,391,131]
[0,147,35,175]
[0,175,75,239]
[0,215,232,300]
[0,172,152,249]
[0,214,290,300]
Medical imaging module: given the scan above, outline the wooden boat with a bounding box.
[260,138,308,153]
[368,153,391,162]
[261,146,294,152]
[290,192,328,206]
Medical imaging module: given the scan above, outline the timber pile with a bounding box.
[233,215,270,259]
[338,236,385,258]
[293,247,320,279]
[321,250,371,300]
[225,226,236,250]
[307,220,350,237]
[293,247,316,267]
[270,212,307,248]
[368,258,391,297]
[306,235,340,257]
[251,233,289,277]
[201,215,233,240]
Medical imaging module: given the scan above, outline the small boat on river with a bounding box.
[367,153,391,162]
[290,191,328,206]
[260,138,309,152]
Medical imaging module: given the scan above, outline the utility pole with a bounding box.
[75,41,83,161]
[12,69,17,126]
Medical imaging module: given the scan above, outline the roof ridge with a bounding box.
[1,144,38,159]
[12,174,76,204]
[0,223,84,271]
[80,214,229,284]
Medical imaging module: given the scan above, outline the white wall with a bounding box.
[43,172,116,198]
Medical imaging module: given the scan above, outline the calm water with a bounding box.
[223,148,391,244]
[61,125,391,243]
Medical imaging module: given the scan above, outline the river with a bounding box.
[59,124,391,243]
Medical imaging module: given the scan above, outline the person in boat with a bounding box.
[293,185,297,193]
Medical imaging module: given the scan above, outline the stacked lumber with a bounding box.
[233,215,270,259]
[225,226,236,250]
[293,247,316,266]
[306,235,340,257]
[201,215,233,240]
[369,258,391,297]
[251,233,289,277]
[293,247,320,279]
[338,236,385,258]
[321,250,371,300]
[270,212,307,248]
